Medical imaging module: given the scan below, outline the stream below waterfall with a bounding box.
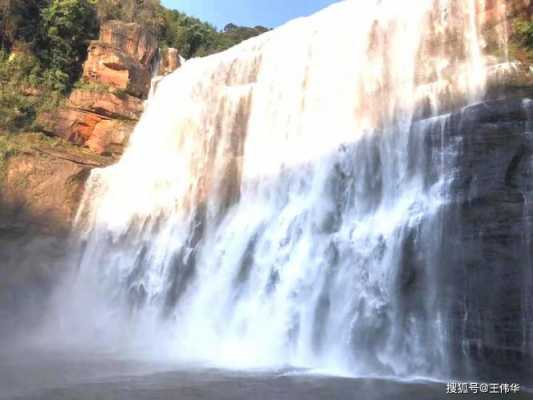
[2,349,531,400]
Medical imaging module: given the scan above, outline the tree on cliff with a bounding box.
[158,10,269,58]
[96,0,162,34]
[0,0,99,130]
[38,0,98,91]
[1,0,99,91]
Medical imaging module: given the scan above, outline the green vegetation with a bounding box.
[158,11,268,58]
[507,19,533,63]
[0,131,108,190]
[73,79,113,93]
[0,132,53,183]
[0,133,22,165]
[0,131,105,169]
[0,133,18,187]
[0,0,99,131]
[514,19,533,50]
[1,0,98,91]
[0,0,269,132]
[39,0,99,91]
[96,0,162,33]
[94,1,269,58]
[0,48,64,131]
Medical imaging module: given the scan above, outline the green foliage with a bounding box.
[0,132,24,184]
[0,0,269,131]
[196,24,269,57]
[222,23,269,45]
[2,0,269,70]
[38,0,99,91]
[0,49,39,130]
[1,0,99,92]
[157,8,216,58]
[73,78,112,93]
[0,132,65,184]
[0,133,21,161]
[0,49,64,131]
[157,9,268,58]
[514,20,533,50]
[96,0,163,34]
[0,0,99,131]
[0,0,46,49]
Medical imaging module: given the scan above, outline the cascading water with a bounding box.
[57,0,511,380]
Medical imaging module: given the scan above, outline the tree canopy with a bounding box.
[1,0,269,68]
[0,0,269,130]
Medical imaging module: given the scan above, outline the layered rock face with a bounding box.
[98,20,158,65]
[2,152,89,235]
[157,47,182,76]
[10,22,183,235]
[0,23,181,337]
[414,96,532,381]
[482,0,532,34]
[455,98,533,381]
[480,0,532,61]
[398,1,533,381]
[38,20,181,155]
[0,134,114,338]
[38,90,142,154]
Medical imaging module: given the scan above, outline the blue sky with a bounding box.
[161,0,341,29]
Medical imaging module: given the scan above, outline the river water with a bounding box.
[2,349,530,400]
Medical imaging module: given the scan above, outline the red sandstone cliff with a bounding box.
[37,20,181,156]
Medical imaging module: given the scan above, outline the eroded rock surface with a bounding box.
[0,134,113,234]
[0,133,114,338]
[99,20,158,65]
[69,89,144,120]
[37,20,181,156]
[412,89,533,381]
[83,42,152,99]
[158,47,182,77]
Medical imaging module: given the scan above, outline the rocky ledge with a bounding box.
[422,95,533,382]
[1,20,183,245]
[0,21,182,337]
[37,20,181,156]
[0,132,114,337]
[0,133,113,235]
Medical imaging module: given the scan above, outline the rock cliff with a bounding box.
[0,133,113,338]
[0,22,182,337]
[4,21,183,238]
[37,20,181,156]
[416,95,533,381]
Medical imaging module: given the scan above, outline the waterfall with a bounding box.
[60,0,509,379]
